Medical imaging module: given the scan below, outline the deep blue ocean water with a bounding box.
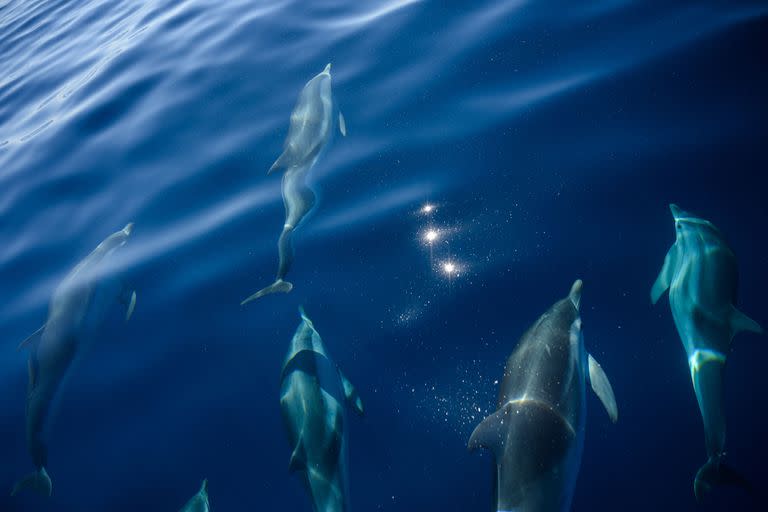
[1,0,767,510]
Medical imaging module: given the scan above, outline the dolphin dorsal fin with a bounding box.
[730,306,763,336]
[588,354,618,423]
[651,244,679,304]
[467,403,512,458]
[17,325,45,351]
[337,367,364,416]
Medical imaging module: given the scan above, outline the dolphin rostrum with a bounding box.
[469,280,617,512]
[179,479,210,512]
[280,307,363,512]
[651,204,762,500]
[11,223,137,497]
[242,63,346,305]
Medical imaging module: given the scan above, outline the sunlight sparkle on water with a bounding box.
[421,203,435,214]
[424,228,439,243]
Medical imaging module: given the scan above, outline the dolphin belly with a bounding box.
[13,223,136,497]
[244,64,341,303]
[494,400,578,512]
[652,204,763,500]
[470,281,616,512]
[280,352,349,512]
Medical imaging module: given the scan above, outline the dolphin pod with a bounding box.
[280,307,363,512]
[11,223,137,497]
[652,204,763,500]
[178,479,210,512]
[469,280,617,512]
[241,63,346,305]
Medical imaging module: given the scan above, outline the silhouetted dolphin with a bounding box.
[280,307,363,512]
[11,223,137,497]
[242,63,346,305]
[179,479,210,512]
[468,280,617,512]
[651,204,762,500]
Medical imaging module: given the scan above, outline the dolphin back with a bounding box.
[268,65,334,175]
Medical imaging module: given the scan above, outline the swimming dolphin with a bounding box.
[280,307,363,512]
[468,280,617,512]
[11,223,137,497]
[179,479,210,512]
[241,63,346,305]
[651,204,762,500]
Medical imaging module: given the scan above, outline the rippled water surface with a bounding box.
[1,0,767,510]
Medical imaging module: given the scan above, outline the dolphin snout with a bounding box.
[569,279,583,309]
[123,222,134,236]
[322,63,332,74]
[669,204,682,218]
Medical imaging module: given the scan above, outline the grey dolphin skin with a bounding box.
[651,204,763,500]
[242,63,346,305]
[179,479,210,512]
[468,280,617,512]
[280,307,363,512]
[11,223,137,497]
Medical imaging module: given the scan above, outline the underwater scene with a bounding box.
[1,0,767,511]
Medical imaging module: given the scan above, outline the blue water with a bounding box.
[2,0,767,510]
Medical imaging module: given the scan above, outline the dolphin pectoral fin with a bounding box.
[338,112,347,136]
[468,403,511,458]
[17,325,45,351]
[588,354,618,423]
[288,445,306,473]
[337,367,364,416]
[651,245,678,304]
[730,306,763,336]
[241,279,293,305]
[694,455,753,502]
[125,290,136,321]
[119,285,137,321]
[11,467,51,497]
[268,151,290,175]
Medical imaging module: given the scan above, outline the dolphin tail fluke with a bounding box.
[241,279,293,305]
[11,467,51,497]
[731,306,763,336]
[694,456,753,502]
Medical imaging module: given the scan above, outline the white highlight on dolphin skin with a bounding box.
[688,349,726,383]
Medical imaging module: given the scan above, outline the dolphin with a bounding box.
[468,280,617,512]
[242,63,346,305]
[651,204,762,500]
[280,307,363,512]
[179,479,210,512]
[11,223,137,497]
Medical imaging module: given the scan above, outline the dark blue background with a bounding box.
[1,0,767,510]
